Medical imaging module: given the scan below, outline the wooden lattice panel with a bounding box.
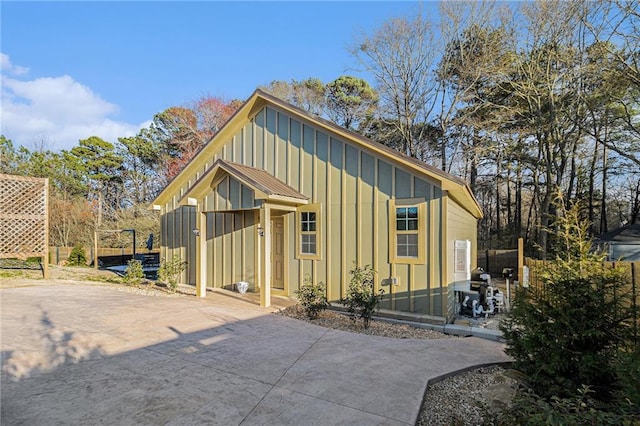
[0,174,49,260]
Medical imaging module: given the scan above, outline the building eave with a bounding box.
[151,89,482,219]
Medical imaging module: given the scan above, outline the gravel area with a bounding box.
[93,282,195,297]
[276,305,453,339]
[0,267,198,299]
[417,365,518,426]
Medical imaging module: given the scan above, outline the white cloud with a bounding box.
[0,53,149,151]
[0,53,29,76]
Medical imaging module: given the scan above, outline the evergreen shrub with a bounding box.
[500,197,639,406]
[67,244,87,266]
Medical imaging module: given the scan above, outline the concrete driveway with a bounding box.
[1,284,510,425]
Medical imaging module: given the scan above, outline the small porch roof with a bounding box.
[179,159,309,207]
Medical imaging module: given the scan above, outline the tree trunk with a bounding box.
[631,180,640,224]
[600,144,608,233]
[506,164,513,241]
[469,132,478,193]
[495,154,501,238]
[516,164,523,238]
[588,140,598,235]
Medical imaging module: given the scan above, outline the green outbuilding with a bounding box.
[151,90,483,323]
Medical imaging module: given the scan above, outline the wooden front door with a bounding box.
[271,217,285,290]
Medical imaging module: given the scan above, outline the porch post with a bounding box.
[259,204,272,307]
[195,208,207,298]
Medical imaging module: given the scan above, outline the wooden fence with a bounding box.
[49,246,157,266]
[477,249,519,278]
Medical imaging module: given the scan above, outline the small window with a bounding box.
[297,204,321,259]
[301,212,316,232]
[397,233,418,257]
[301,233,316,254]
[396,207,418,231]
[389,200,425,264]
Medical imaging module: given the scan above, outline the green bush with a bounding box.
[613,349,640,412]
[491,385,638,425]
[339,263,384,329]
[500,197,639,403]
[123,259,144,286]
[158,255,187,292]
[294,276,329,319]
[66,244,87,266]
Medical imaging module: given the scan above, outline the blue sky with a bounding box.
[1,1,426,151]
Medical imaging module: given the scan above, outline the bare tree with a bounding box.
[581,0,640,168]
[350,5,440,160]
[435,0,504,173]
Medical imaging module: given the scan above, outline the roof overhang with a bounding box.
[151,89,482,219]
[178,159,308,208]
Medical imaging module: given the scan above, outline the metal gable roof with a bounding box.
[178,159,308,207]
[213,160,308,201]
[152,89,482,219]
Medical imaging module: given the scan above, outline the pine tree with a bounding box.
[500,195,638,401]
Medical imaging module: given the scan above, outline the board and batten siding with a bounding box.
[162,105,454,316]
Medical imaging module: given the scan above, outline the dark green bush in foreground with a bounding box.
[489,384,638,425]
[498,199,639,423]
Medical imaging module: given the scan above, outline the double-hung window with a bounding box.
[396,206,419,257]
[389,199,426,264]
[297,204,321,259]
